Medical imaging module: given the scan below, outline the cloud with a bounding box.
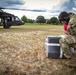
[0,0,48,12]
[1,0,76,13]
[59,0,76,12]
[0,0,25,8]
[1,0,76,20]
[52,0,67,10]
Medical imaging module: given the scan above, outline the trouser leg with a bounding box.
[59,38,71,57]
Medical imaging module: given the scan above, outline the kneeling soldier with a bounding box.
[58,11,76,59]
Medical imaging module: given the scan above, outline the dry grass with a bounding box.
[0,25,76,75]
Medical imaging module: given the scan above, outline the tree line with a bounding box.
[21,15,59,25]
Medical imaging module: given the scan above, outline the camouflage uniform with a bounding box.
[59,14,76,57]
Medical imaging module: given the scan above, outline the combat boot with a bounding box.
[62,54,71,59]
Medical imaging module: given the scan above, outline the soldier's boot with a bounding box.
[62,54,71,59]
[64,54,71,59]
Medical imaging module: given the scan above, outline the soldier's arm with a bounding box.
[64,30,69,35]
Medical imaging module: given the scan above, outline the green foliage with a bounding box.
[49,17,59,25]
[21,15,35,23]
[21,15,59,25]
[21,15,27,23]
[27,19,34,23]
[36,16,46,24]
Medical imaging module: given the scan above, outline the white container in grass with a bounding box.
[45,35,75,59]
[45,36,63,59]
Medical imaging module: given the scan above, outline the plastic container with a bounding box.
[45,36,63,58]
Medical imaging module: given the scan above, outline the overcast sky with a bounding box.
[0,0,76,20]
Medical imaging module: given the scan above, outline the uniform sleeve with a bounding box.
[68,15,76,35]
[69,15,76,27]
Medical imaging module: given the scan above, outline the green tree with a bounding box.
[21,15,27,23]
[49,17,59,25]
[27,19,34,23]
[36,16,46,24]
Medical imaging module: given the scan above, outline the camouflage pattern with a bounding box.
[59,35,76,56]
[60,14,76,57]
[68,14,76,36]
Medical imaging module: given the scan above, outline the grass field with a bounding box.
[0,24,64,34]
[0,24,76,75]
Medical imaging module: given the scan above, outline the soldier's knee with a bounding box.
[59,38,65,44]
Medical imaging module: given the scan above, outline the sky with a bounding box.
[0,0,76,20]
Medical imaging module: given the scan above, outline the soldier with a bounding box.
[58,11,76,59]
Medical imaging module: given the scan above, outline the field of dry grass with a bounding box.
[0,24,76,75]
